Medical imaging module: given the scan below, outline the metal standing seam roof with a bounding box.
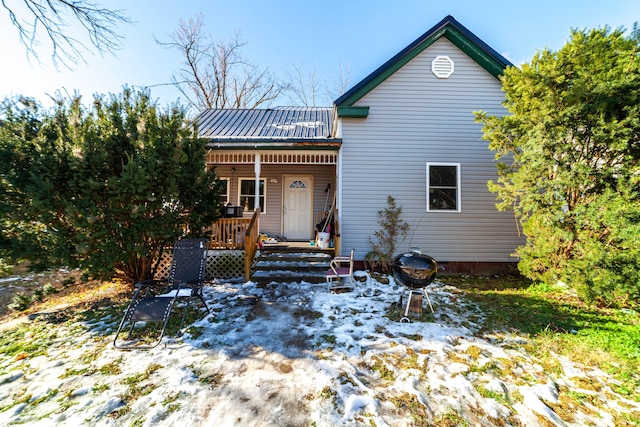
[195,106,335,141]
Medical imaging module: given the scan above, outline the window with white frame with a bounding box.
[239,178,265,213]
[219,178,229,205]
[426,163,460,211]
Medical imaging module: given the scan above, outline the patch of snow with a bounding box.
[519,385,566,426]
[1,276,639,426]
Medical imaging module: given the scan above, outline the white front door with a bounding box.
[283,176,313,240]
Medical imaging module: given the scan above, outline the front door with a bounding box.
[283,176,313,240]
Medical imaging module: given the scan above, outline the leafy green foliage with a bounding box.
[476,26,640,307]
[365,195,410,273]
[0,89,223,283]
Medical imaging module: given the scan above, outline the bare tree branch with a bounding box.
[286,62,320,106]
[2,0,130,69]
[159,14,285,110]
[286,61,351,106]
[327,61,352,103]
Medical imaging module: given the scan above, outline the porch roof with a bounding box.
[196,107,341,147]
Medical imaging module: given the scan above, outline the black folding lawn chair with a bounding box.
[114,238,210,349]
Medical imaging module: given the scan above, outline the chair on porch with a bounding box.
[114,238,210,350]
[326,249,356,290]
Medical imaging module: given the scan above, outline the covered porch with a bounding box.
[207,150,339,239]
[196,107,343,281]
[208,208,341,282]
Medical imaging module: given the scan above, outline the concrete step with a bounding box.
[251,250,331,286]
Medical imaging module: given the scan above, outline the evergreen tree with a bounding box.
[0,89,222,283]
[476,26,640,307]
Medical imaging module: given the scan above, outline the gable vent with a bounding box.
[431,55,454,79]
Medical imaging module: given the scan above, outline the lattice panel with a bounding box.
[156,251,173,280]
[205,250,244,280]
[156,250,244,281]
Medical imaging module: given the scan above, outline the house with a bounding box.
[196,15,525,274]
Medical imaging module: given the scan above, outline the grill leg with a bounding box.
[423,288,435,314]
[400,288,434,322]
[400,290,418,323]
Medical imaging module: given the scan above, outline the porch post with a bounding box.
[254,153,261,211]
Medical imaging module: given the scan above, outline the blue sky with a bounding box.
[1,0,639,109]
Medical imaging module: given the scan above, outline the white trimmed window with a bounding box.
[239,178,265,213]
[219,178,229,205]
[426,163,460,212]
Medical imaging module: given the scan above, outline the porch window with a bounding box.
[219,178,229,204]
[426,163,460,211]
[239,178,265,213]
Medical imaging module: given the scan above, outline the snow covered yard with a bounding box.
[0,274,639,426]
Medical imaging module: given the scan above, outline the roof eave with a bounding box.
[206,139,342,150]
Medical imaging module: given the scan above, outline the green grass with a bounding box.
[388,392,431,426]
[441,275,640,402]
[0,322,59,359]
[475,384,510,406]
[368,355,396,382]
[114,362,164,417]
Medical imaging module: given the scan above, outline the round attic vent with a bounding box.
[431,55,454,79]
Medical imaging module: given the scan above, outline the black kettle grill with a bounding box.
[392,250,438,321]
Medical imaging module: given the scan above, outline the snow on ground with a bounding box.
[1,274,639,426]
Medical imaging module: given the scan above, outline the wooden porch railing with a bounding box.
[209,217,253,249]
[209,209,260,282]
[244,209,260,281]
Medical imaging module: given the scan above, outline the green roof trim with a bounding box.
[444,27,506,78]
[334,16,512,108]
[336,106,370,118]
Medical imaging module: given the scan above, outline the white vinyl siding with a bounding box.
[338,38,525,262]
